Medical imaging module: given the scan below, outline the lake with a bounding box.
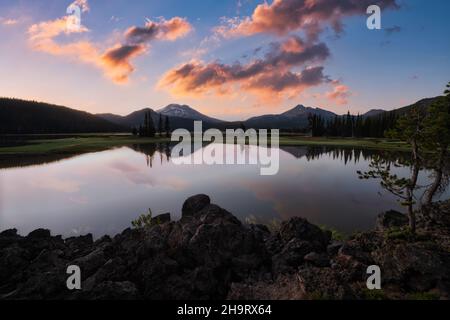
[1,143,447,238]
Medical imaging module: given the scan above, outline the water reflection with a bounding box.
[0,144,448,238]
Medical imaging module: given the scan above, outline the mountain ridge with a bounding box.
[0,98,126,134]
[1,96,443,134]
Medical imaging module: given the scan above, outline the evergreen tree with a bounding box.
[165,116,170,137]
[422,83,450,204]
[158,114,163,135]
[146,111,156,137]
[360,105,427,233]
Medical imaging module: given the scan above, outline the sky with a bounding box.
[0,0,449,120]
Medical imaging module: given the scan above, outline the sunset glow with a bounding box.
[1,0,449,119]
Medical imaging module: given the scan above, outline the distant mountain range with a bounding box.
[245,105,338,129]
[0,96,441,134]
[98,104,231,131]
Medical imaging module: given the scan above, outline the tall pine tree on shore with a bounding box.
[165,116,170,137]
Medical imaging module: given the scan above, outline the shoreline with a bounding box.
[0,134,411,157]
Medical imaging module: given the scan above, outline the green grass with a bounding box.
[362,288,387,300]
[318,224,347,241]
[0,134,411,157]
[0,135,170,155]
[407,292,440,300]
[384,227,432,242]
[278,136,411,151]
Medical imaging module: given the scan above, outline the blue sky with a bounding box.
[0,0,449,120]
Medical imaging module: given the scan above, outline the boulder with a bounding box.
[279,217,331,248]
[27,229,51,239]
[327,241,344,256]
[376,210,408,232]
[151,213,171,224]
[182,194,210,217]
[0,229,18,237]
[304,252,330,267]
[72,248,106,277]
[373,242,449,292]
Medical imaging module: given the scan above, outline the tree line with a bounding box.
[132,111,171,137]
[0,98,125,134]
[308,111,398,138]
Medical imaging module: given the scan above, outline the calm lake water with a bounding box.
[1,143,448,238]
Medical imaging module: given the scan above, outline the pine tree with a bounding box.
[165,116,170,137]
[158,114,163,136]
[143,112,148,137]
[423,82,450,204]
[146,111,156,137]
[360,105,426,233]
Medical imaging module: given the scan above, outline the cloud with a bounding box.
[158,36,332,99]
[0,18,19,26]
[326,82,351,105]
[126,17,192,43]
[101,44,147,83]
[217,0,399,40]
[70,0,90,12]
[99,17,192,82]
[27,13,192,84]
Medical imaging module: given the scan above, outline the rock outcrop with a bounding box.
[1,195,449,300]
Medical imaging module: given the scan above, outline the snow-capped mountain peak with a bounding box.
[157,104,222,123]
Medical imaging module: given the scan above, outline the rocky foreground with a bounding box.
[1,195,449,300]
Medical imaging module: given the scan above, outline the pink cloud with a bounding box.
[27,13,192,84]
[158,36,332,100]
[326,82,352,105]
[218,0,398,40]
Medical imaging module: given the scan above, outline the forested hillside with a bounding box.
[0,98,126,134]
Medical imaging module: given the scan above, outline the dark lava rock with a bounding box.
[327,241,344,256]
[83,281,139,300]
[304,252,330,267]
[0,229,21,249]
[182,194,211,217]
[376,210,408,232]
[373,242,450,292]
[297,266,356,299]
[27,229,51,239]
[1,196,449,300]
[279,217,331,248]
[0,229,18,237]
[152,213,171,224]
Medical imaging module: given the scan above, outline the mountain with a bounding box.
[0,98,125,134]
[244,104,337,129]
[390,97,440,116]
[362,109,385,118]
[244,97,442,131]
[157,104,223,123]
[359,97,442,122]
[282,104,336,119]
[98,108,156,129]
[3,96,442,135]
[98,105,234,132]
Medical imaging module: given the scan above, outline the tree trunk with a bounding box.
[407,165,419,233]
[406,200,416,233]
[425,148,447,205]
[407,141,420,233]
